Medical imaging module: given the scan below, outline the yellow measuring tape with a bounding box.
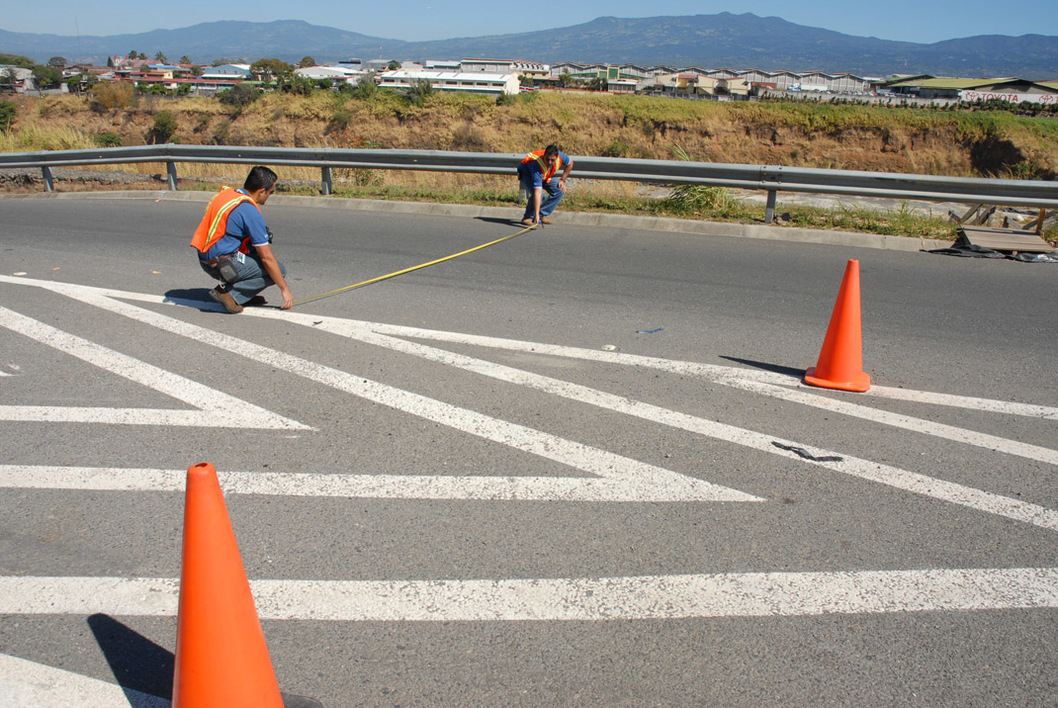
[293,223,537,306]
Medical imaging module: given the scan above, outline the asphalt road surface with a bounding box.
[1,193,1056,707]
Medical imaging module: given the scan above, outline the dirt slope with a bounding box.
[5,91,1057,179]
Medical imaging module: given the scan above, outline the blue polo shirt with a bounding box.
[199,190,271,261]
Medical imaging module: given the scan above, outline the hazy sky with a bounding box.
[4,0,1055,45]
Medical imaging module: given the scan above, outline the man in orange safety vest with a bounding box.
[191,165,294,313]
[517,144,573,225]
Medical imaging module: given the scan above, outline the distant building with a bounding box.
[425,60,461,71]
[551,62,604,80]
[363,59,396,72]
[607,79,638,93]
[617,64,653,79]
[546,62,875,94]
[0,65,34,92]
[378,69,519,96]
[62,64,105,78]
[294,65,366,84]
[110,55,151,71]
[884,75,1058,103]
[550,63,641,88]
[645,72,749,96]
[649,71,704,93]
[456,59,549,82]
[200,64,251,80]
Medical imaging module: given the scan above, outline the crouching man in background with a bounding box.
[518,144,573,226]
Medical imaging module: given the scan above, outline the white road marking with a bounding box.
[725,376,1058,466]
[866,384,1058,419]
[263,312,1058,420]
[1,277,757,503]
[1,280,1056,699]
[2,568,1057,621]
[268,313,1058,531]
[0,464,740,503]
[1,277,1055,522]
[0,653,168,708]
[0,305,308,430]
[8,274,1056,420]
[283,312,1058,463]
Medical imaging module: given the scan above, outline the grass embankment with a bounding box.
[3,91,1057,243]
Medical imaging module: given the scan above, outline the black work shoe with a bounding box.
[244,295,268,307]
[209,287,244,313]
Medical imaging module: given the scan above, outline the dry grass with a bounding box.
[5,91,1058,177]
[3,90,1056,242]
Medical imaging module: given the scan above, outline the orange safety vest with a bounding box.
[190,187,261,253]
[520,150,563,183]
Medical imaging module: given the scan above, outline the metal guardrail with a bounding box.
[2,144,1056,224]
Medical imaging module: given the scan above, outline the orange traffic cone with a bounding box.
[172,462,284,708]
[804,259,871,392]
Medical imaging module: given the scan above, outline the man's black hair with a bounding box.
[543,144,560,157]
[244,165,278,192]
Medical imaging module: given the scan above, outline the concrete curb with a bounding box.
[0,189,952,253]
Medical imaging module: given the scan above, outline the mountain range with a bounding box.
[2,13,1056,78]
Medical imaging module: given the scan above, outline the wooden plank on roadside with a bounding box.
[957,225,1055,253]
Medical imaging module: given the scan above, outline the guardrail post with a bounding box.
[42,166,54,192]
[765,189,777,224]
[166,160,178,191]
[321,166,332,196]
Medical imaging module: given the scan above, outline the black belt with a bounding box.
[201,253,237,268]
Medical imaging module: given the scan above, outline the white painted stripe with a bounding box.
[0,577,178,616]
[2,569,1057,621]
[5,274,1058,420]
[0,653,169,708]
[9,275,1054,422]
[30,281,757,503]
[0,465,735,503]
[274,311,1058,464]
[724,377,1058,467]
[4,457,1055,529]
[0,305,308,430]
[281,319,1058,531]
[867,384,1058,420]
[0,405,293,427]
[293,310,1058,421]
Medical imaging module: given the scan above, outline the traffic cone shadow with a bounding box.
[172,462,285,708]
[804,259,871,392]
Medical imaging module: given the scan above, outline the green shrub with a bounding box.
[348,74,377,99]
[95,131,121,147]
[147,111,178,144]
[603,139,627,157]
[663,143,739,215]
[664,184,738,214]
[327,108,354,134]
[89,81,135,111]
[0,100,16,131]
[405,78,434,107]
[218,83,260,108]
